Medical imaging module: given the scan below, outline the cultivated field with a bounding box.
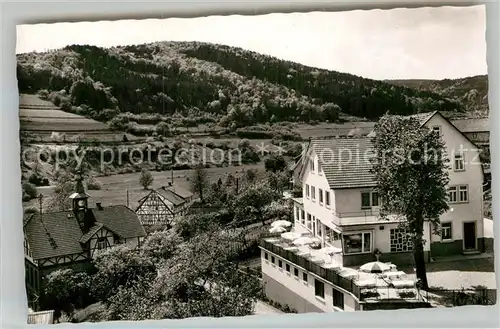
[24,163,266,210]
[19,94,139,143]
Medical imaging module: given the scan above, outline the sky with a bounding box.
[16,5,487,81]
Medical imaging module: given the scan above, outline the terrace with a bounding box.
[260,229,429,306]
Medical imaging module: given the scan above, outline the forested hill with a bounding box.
[387,75,488,118]
[17,41,463,129]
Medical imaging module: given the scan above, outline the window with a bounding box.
[454,153,465,171]
[301,210,305,225]
[294,268,299,277]
[278,260,283,268]
[113,235,121,245]
[310,159,315,172]
[343,232,372,254]
[361,191,379,209]
[271,256,275,264]
[325,191,331,206]
[390,228,413,252]
[441,222,452,240]
[432,125,442,136]
[332,288,344,310]
[295,207,300,222]
[264,252,268,260]
[96,237,107,250]
[302,272,308,283]
[286,264,290,272]
[319,189,324,204]
[311,186,316,201]
[307,213,312,230]
[305,184,310,198]
[314,279,325,299]
[448,185,468,203]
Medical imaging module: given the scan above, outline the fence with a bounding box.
[424,288,496,307]
[260,239,361,299]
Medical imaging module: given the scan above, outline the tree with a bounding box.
[233,182,280,225]
[139,169,154,190]
[264,154,287,173]
[42,269,93,318]
[371,115,449,290]
[189,165,209,203]
[46,171,75,212]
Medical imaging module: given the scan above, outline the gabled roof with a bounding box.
[309,137,376,189]
[301,111,483,190]
[24,205,146,260]
[451,117,489,133]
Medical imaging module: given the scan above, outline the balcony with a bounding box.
[330,208,402,227]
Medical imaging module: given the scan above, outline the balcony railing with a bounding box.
[330,208,402,226]
[260,239,429,305]
[260,239,362,299]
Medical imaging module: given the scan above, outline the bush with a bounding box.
[23,182,38,199]
[86,177,102,190]
[24,206,39,214]
[28,173,50,187]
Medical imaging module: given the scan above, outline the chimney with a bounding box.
[96,202,103,210]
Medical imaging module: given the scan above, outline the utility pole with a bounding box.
[37,194,44,214]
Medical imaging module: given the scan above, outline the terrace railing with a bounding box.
[260,239,361,299]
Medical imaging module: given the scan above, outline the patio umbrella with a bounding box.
[281,232,302,241]
[359,261,392,273]
[269,226,287,234]
[271,220,292,228]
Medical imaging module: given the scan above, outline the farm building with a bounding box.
[135,183,195,228]
[23,174,146,309]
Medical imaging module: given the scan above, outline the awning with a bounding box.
[319,218,341,234]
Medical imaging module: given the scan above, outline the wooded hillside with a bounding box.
[17,41,464,132]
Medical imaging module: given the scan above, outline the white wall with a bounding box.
[301,150,337,231]
[334,188,379,215]
[425,115,484,243]
[261,249,357,312]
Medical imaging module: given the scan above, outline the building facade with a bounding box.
[135,184,194,228]
[289,111,485,267]
[23,174,147,309]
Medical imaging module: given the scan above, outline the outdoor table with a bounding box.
[383,271,406,279]
[391,280,415,288]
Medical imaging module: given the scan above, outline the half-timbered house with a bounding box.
[23,174,146,309]
[135,183,194,227]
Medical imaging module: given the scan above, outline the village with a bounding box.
[22,90,495,323]
[15,6,495,324]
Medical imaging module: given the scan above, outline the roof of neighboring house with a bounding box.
[136,185,194,210]
[24,205,146,260]
[309,137,376,189]
[451,117,489,133]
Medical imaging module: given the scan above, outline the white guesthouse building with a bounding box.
[295,111,485,265]
[258,111,485,312]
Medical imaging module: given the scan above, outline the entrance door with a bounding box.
[463,222,477,250]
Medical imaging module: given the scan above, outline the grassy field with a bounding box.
[24,163,266,210]
[19,94,139,143]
